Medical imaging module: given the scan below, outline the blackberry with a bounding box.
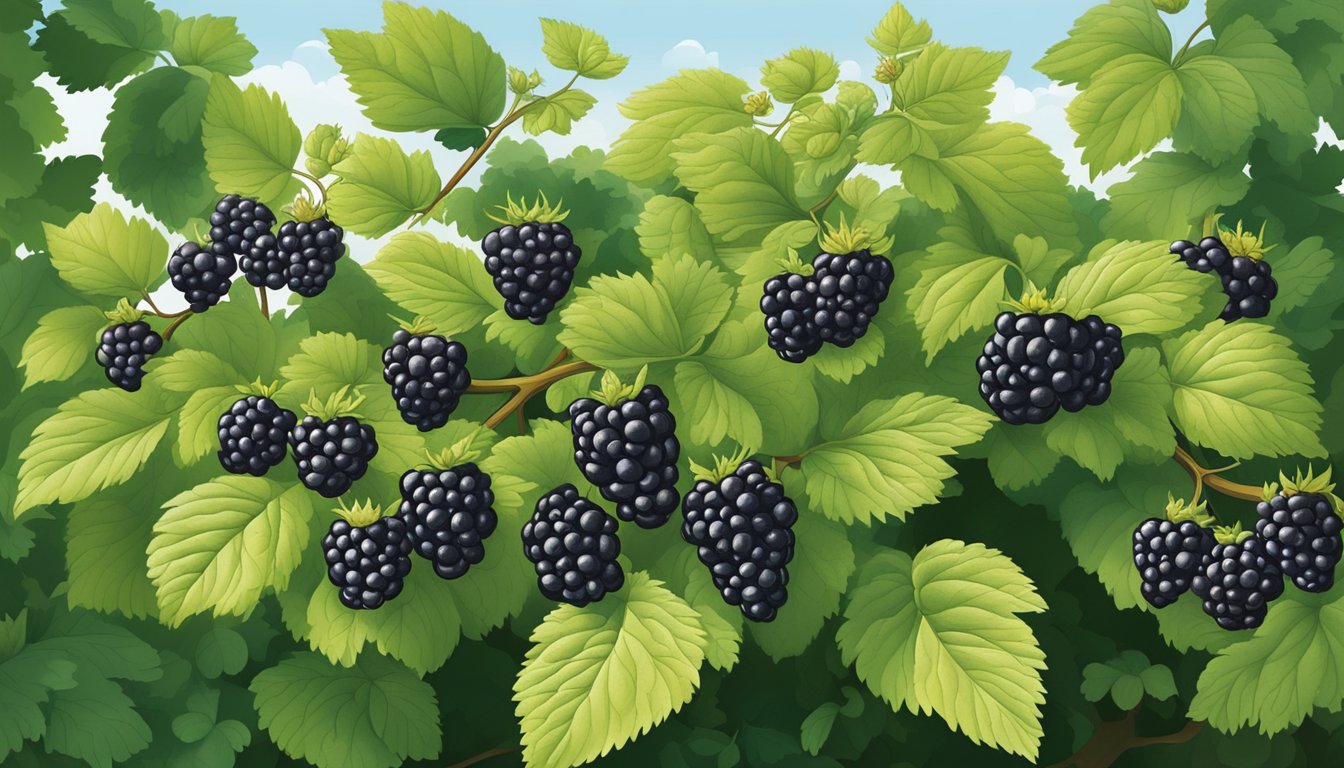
[481,221,581,325]
[1169,234,1277,321]
[1191,536,1284,630]
[322,507,412,610]
[761,272,823,363]
[976,310,1125,425]
[217,395,297,476]
[290,414,377,498]
[275,218,345,297]
[569,378,681,529]
[1256,492,1342,592]
[239,230,287,290]
[382,328,471,432]
[1133,516,1215,608]
[209,194,275,257]
[681,459,797,622]
[759,249,894,363]
[168,241,236,312]
[399,463,497,580]
[521,484,623,606]
[96,321,163,391]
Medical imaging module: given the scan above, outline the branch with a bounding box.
[1049,707,1202,768]
[467,360,599,430]
[445,746,519,768]
[162,311,194,342]
[1173,446,1262,503]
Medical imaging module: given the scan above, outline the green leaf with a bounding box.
[521,89,597,137]
[196,628,248,679]
[637,195,715,262]
[152,348,248,393]
[1036,0,1172,87]
[44,203,166,299]
[837,541,1047,760]
[608,69,753,186]
[799,393,993,524]
[0,649,76,761]
[366,232,499,337]
[326,2,506,131]
[64,0,164,53]
[800,703,840,756]
[16,387,173,516]
[168,14,257,75]
[1163,322,1325,459]
[538,19,628,80]
[44,672,151,768]
[761,47,839,103]
[672,128,807,245]
[433,126,485,152]
[984,425,1060,490]
[251,652,441,768]
[1268,237,1335,315]
[276,332,383,404]
[1054,239,1212,335]
[147,477,314,627]
[868,3,933,56]
[1211,16,1316,134]
[1067,54,1181,178]
[1012,234,1074,287]
[514,572,707,768]
[66,497,158,620]
[906,243,1011,362]
[1172,55,1257,163]
[896,44,1009,127]
[1101,152,1251,240]
[811,324,886,385]
[484,419,589,501]
[748,510,854,660]
[1189,593,1344,735]
[202,77,303,204]
[19,305,105,388]
[328,134,442,238]
[559,254,733,368]
[34,13,155,92]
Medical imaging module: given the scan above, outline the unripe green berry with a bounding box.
[874,57,902,84]
[743,91,774,117]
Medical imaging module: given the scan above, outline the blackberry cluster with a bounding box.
[1170,237,1277,321]
[1191,537,1285,630]
[760,249,894,363]
[399,463,497,580]
[1132,518,1215,608]
[1256,492,1342,592]
[96,321,163,391]
[217,395,297,476]
[167,242,236,312]
[681,460,797,622]
[322,515,412,610]
[289,416,378,497]
[481,221,581,324]
[521,485,624,606]
[274,218,346,297]
[976,311,1125,425]
[382,330,471,432]
[209,195,275,256]
[569,386,681,529]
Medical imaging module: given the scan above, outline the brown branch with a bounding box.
[259,287,269,318]
[1049,707,1202,768]
[162,311,194,342]
[445,746,519,768]
[468,360,599,430]
[1173,446,1262,503]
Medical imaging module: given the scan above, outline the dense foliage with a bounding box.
[2,0,1343,766]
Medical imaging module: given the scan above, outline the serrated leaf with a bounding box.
[44,672,151,768]
[1012,234,1073,287]
[762,47,839,104]
[514,572,707,768]
[522,89,597,137]
[800,703,840,756]
[672,128,808,246]
[19,305,105,388]
[856,113,937,168]
[637,195,715,262]
[151,349,247,393]
[64,0,164,53]
[1211,16,1316,134]
[276,332,382,404]
[366,232,499,338]
[1101,152,1251,240]
[799,393,993,524]
[868,3,933,56]
[1067,54,1181,179]
[0,649,76,762]
[483,419,588,501]
[326,2,506,131]
[811,323,886,384]
[1036,0,1172,87]
[1163,322,1325,459]
[66,498,158,620]
[147,477,314,627]
[1268,237,1335,315]
[907,244,1011,362]
[1055,239,1211,334]
[837,541,1047,760]
[43,203,166,299]
[34,12,153,93]
[202,78,303,204]
[168,14,257,75]
[538,19,628,79]
[748,510,853,660]
[328,134,442,238]
[984,425,1060,490]
[896,44,1009,127]
[30,612,161,683]
[175,386,244,466]
[1172,55,1257,163]
[251,652,440,768]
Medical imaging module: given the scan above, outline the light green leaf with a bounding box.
[64,0,164,53]
[837,541,1047,760]
[328,133,442,238]
[514,572,707,768]
[800,393,993,524]
[16,387,173,516]
[522,89,597,136]
[251,652,440,768]
[1101,152,1251,240]
[637,195,715,262]
[749,509,854,660]
[800,703,840,756]
[326,2,505,131]
[984,425,1060,490]
[1163,322,1325,459]
[44,672,151,768]
[43,203,166,299]
[483,419,589,501]
[856,113,937,168]
[147,477,314,627]
[19,305,106,388]
[608,69,753,185]
[202,77,303,204]
[151,349,247,393]
[1173,55,1257,163]
[276,332,383,404]
[907,243,1011,362]
[538,19,628,79]
[868,3,933,56]
[366,232,499,337]
[1012,234,1074,287]
[811,322,886,385]
[66,497,158,620]
[168,14,257,75]
[672,128,807,245]
[1268,237,1335,315]
[761,47,839,103]
[1036,0,1172,87]
[676,549,743,672]
[1055,239,1212,335]
[896,44,1009,127]
[1211,16,1315,134]
[175,386,245,466]
[1067,54,1181,178]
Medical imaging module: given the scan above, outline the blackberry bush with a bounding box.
[480,195,581,324]
[289,388,378,498]
[1132,497,1215,608]
[521,484,624,606]
[167,241,236,312]
[1170,221,1278,322]
[681,455,797,622]
[95,313,163,392]
[322,500,413,610]
[1191,526,1285,631]
[1255,469,1343,592]
[382,322,471,432]
[209,194,275,256]
[217,387,297,476]
[399,442,497,580]
[569,369,681,529]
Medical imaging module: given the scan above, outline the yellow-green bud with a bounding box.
[507,65,531,95]
[527,69,543,90]
[874,57,902,84]
[1152,0,1189,12]
[303,124,350,178]
[743,91,774,117]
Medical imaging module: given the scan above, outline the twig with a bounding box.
[162,311,194,342]
[467,360,599,430]
[292,168,329,204]
[140,292,189,318]
[446,746,519,768]
[1172,20,1210,67]
[1173,446,1261,503]
[259,287,269,318]
[1049,707,1202,768]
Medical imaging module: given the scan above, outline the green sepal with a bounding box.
[1218,219,1276,262]
[390,315,440,336]
[304,385,366,421]
[689,445,757,485]
[1211,522,1252,546]
[233,377,281,399]
[285,187,327,222]
[1003,284,1064,315]
[423,428,487,470]
[590,366,649,407]
[485,192,570,226]
[334,498,385,528]
[1164,494,1214,527]
[744,90,774,117]
[1263,465,1342,512]
[818,215,873,255]
[104,297,146,325]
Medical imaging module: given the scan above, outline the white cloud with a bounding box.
[837,59,863,82]
[662,39,719,70]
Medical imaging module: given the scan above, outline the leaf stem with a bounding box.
[162,311,194,342]
[291,168,329,206]
[259,287,270,318]
[1173,445,1260,503]
[1172,20,1210,68]
[773,454,805,475]
[446,746,520,768]
[769,102,799,139]
[467,360,600,430]
[140,292,189,318]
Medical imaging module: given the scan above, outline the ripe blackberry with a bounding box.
[168,242,236,312]
[1191,535,1284,630]
[569,378,681,529]
[382,328,471,432]
[521,484,623,606]
[1133,516,1215,608]
[239,230,287,290]
[399,463,497,580]
[761,272,823,363]
[1256,492,1342,592]
[681,459,797,622]
[217,395,297,476]
[976,310,1125,425]
[275,217,345,297]
[481,221,581,324]
[209,194,275,257]
[759,249,894,363]
[322,508,412,610]
[290,415,378,498]
[96,321,163,391]
[1169,234,1277,321]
